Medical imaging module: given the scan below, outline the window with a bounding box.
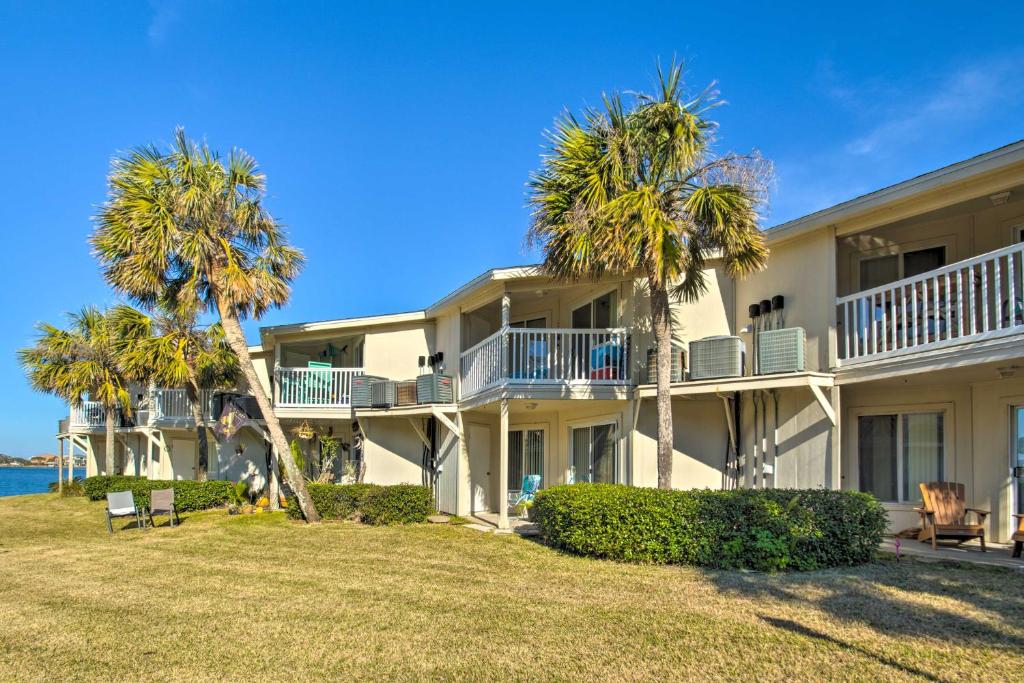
[508,428,544,489]
[570,422,617,483]
[572,291,617,329]
[858,246,947,289]
[858,411,944,502]
[510,317,546,329]
[859,255,899,290]
[902,246,946,278]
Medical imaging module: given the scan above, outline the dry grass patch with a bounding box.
[1,494,1022,681]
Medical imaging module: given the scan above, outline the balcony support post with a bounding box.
[498,398,509,531]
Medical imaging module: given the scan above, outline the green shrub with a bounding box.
[82,475,233,512]
[530,485,887,572]
[288,483,433,524]
[48,478,85,497]
[361,484,434,525]
[287,482,379,520]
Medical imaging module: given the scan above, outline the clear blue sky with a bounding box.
[2,2,1022,457]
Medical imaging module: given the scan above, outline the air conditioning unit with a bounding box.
[688,336,745,380]
[396,380,418,406]
[416,373,454,404]
[757,327,806,374]
[351,375,385,408]
[371,379,397,408]
[645,345,686,383]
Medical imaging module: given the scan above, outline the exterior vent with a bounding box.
[371,379,398,408]
[645,345,686,384]
[416,373,454,404]
[688,336,745,380]
[757,327,806,374]
[351,375,386,408]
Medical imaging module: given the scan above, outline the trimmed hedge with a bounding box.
[287,483,433,525]
[83,475,233,512]
[362,484,435,525]
[530,485,887,572]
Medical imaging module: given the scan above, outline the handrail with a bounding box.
[459,327,633,398]
[274,366,364,407]
[837,241,1024,304]
[459,328,505,358]
[836,241,1024,363]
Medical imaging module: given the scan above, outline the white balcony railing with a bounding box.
[152,388,214,421]
[70,401,106,427]
[274,367,364,408]
[460,327,632,398]
[69,389,219,430]
[837,242,1024,364]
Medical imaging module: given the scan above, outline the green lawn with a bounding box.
[1,495,1022,681]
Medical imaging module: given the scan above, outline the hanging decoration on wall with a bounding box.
[213,400,249,441]
[292,420,315,440]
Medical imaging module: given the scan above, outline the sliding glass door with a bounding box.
[508,428,544,489]
[857,411,944,503]
[1013,407,1024,518]
[570,422,617,484]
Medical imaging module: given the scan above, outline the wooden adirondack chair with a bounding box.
[915,482,988,551]
[1012,514,1024,559]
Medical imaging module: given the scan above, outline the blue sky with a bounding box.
[1,1,1022,456]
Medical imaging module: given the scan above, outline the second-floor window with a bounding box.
[859,246,947,290]
[572,290,616,328]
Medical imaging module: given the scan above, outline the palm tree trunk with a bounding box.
[215,301,320,522]
[650,278,674,490]
[105,408,117,475]
[185,379,209,481]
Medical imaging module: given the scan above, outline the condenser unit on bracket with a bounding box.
[757,327,806,374]
[688,336,745,380]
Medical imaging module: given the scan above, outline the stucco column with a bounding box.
[56,437,63,493]
[498,398,509,530]
[829,385,842,490]
[500,291,511,327]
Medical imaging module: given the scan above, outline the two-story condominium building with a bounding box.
[59,140,1024,542]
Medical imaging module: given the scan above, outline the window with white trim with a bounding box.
[857,411,944,502]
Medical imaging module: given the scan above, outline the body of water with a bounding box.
[0,467,87,497]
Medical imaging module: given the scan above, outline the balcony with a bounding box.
[836,242,1024,365]
[459,327,632,399]
[274,367,364,408]
[68,389,219,430]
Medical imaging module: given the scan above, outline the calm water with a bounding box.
[0,467,86,497]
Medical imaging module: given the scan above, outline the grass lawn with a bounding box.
[1,495,1023,681]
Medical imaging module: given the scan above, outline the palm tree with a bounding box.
[111,301,239,481]
[90,128,320,521]
[528,63,770,489]
[19,307,133,476]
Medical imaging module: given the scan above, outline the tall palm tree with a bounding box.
[111,301,239,481]
[528,63,770,489]
[91,128,320,521]
[19,307,133,476]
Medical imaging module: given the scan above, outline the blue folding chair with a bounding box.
[508,474,541,514]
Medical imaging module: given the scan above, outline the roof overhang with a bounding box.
[765,139,1024,245]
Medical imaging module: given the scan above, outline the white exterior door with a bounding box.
[468,424,492,513]
[170,439,196,481]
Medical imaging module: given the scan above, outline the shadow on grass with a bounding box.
[706,558,1024,651]
[757,615,942,681]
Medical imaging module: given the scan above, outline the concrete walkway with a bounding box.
[882,536,1024,571]
[466,512,539,536]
